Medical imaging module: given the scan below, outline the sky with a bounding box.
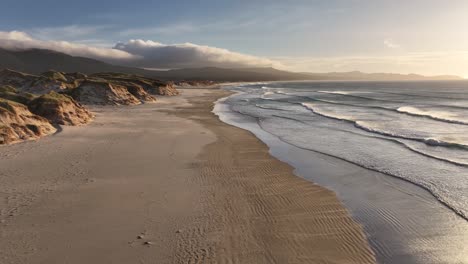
[0,0,467,77]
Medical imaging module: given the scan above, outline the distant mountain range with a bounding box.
[302,71,463,81]
[0,48,463,81]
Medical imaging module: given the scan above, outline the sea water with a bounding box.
[219,80,468,220]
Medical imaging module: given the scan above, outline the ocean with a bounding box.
[215,80,468,263]
[219,80,468,219]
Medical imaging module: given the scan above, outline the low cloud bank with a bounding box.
[0,31,279,69]
[0,31,137,61]
[113,39,280,69]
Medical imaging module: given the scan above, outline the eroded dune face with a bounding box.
[156,82,179,96]
[0,87,92,145]
[28,92,94,126]
[89,73,180,97]
[70,80,142,105]
[0,69,183,144]
[0,70,180,106]
[0,99,56,145]
[122,83,157,102]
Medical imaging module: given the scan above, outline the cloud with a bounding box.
[0,31,137,61]
[113,39,281,69]
[0,30,280,69]
[384,39,400,49]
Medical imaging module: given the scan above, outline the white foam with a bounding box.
[397,106,468,125]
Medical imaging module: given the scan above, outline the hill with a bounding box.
[0,48,149,75]
[302,71,462,81]
[0,48,312,81]
[157,67,312,81]
[0,48,462,81]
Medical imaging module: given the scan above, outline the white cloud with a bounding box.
[113,39,281,68]
[0,30,281,69]
[0,31,137,61]
[2,30,466,77]
[384,39,400,49]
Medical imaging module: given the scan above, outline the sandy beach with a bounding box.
[0,88,375,263]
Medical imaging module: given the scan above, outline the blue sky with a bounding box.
[0,0,467,76]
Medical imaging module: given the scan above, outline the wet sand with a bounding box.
[0,89,375,263]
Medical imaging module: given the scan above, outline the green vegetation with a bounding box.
[65,72,87,80]
[90,73,157,87]
[0,85,17,93]
[41,71,68,82]
[0,86,73,114]
[1,93,34,105]
[0,87,36,105]
[32,91,73,105]
[0,98,24,106]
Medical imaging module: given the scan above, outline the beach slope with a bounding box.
[0,88,375,263]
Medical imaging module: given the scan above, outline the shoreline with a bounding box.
[216,88,468,263]
[0,88,376,263]
[216,89,468,221]
[171,89,377,263]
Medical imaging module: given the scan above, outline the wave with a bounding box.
[236,82,269,87]
[278,91,468,127]
[218,94,468,220]
[262,86,290,90]
[260,91,275,99]
[275,91,316,101]
[398,142,468,167]
[270,114,309,124]
[320,89,468,102]
[316,90,404,103]
[254,104,288,112]
[354,121,468,150]
[379,90,468,101]
[317,90,355,95]
[252,115,468,220]
[261,86,286,90]
[273,135,468,220]
[301,103,468,150]
[270,114,468,167]
[311,99,468,126]
[279,91,397,110]
[316,90,468,110]
[257,95,468,167]
[397,106,468,125]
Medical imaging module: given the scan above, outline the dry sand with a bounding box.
[0,88,375,263]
